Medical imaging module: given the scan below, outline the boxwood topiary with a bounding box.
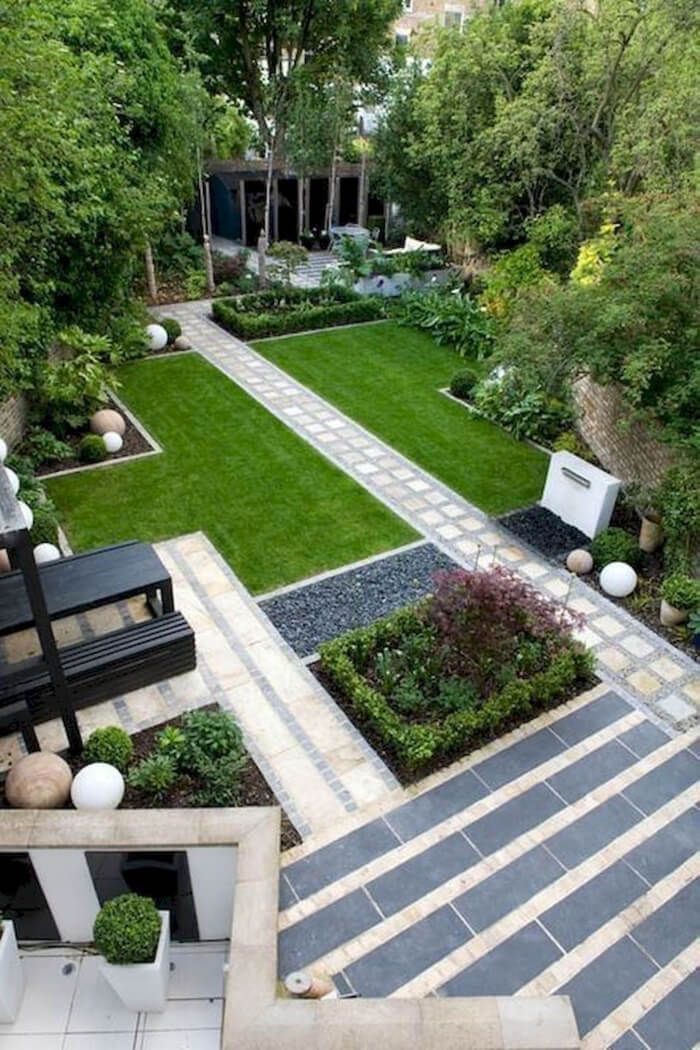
[93,893,161,965]
[83,726,133,772]
[449,369,478,401]
[590,527,641,569]
[79,434,107,464]
[160,317,182,344]
[660,573,700,611]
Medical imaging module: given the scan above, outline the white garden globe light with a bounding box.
[34,543,61,564]
[102,431,123,454]
[600,561,638,598]
[146,323,168,351]
[18,501,33,530]
[71,763,125,810]
[0,437,6,464]
[4,467,19,496]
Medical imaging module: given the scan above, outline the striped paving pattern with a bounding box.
[278,687,700,1048]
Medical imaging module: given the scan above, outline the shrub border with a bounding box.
[212,291,385,340]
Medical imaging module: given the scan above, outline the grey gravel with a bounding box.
[259,543,458,657]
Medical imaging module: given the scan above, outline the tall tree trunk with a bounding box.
[144,240,157,301]
[264,141,275,242]
[326,144,339,230]
[257,230,268,288]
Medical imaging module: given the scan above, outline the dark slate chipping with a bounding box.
[545,794,642,870]
[259,542,459,657]
[440,921,562,997]
[622,808,700,885]
[617,721,669,758]
[283,817,401,899]
[471,727,566,790]
[498,505,589,561]
[635,971,700,1050]
[453,846,564,933]
[622,750,699,815]
[546,739,637,803]
[342,904,471,997]
[540,861,646,951]
[630,879,700,967]
[384,769,490,841]
[366,832,480,918]
[560,936,657,1036]
[465,783,564,856]
[549,691,631,746]
[610,1031,646,1049]
[277,888,381,975]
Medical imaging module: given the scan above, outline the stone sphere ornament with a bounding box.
[5,751,73,809]
[146,323,168,351]
[90,408,126,437]
[102,431,123,454]
[600,561,638,598]
[71,762,125,811]
[34,542,61,564]
[18,501,33,530]
[566,548,594,575]
[0,436,6,464]
[4,467,19,496]
[173,335,191,352]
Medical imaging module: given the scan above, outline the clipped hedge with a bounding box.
[319,607,593,773]
[212,291,384,340]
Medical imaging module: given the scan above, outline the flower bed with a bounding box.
[212,286,384,340]
[316,567,594,782]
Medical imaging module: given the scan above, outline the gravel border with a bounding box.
[499,504,590,562]
[259,542,459,658]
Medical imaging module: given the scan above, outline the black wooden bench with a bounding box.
[0,612,195,733]
[0,541,174,638]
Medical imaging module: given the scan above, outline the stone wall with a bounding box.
[0,394,28,450]
[574,375,675,487]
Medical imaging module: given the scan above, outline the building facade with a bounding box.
[394,0,485,43]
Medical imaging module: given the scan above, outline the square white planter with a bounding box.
[0,920,25,1022]
[99,910,170,1013]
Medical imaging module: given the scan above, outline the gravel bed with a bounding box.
[259,543,459,657]
[499,504,589,562]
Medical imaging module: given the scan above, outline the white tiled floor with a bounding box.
[0,943,226,1050]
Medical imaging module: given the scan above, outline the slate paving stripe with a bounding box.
[547,690,632,746]
[544,794,643,870]
[340,904,472,998]
[440,921,562,997]
[622,807,700,884]
[283,817,401,899]
[546,738,638,804]
[559,936,658,1036]
[464,782,564,856]
[617,720,670,758]
[634,970,700,1050]
[452,845,565,934]
[277,888,382,976]
[539,860,648,952]
[365,831,480,918]
[610,1030,647,1049]
[621,749,699,815]
[383,768,489,841]
[629,878,700,967]
[471,726,566,790]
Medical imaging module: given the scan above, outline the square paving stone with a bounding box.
[545,795,642,870]
[277,888,382,975]
[365,831,480,918]
[635,971,700,1050]
[617,721,669,758]
[453,845,565,933]
[540,860,646,951]
[471,727,566,790]
[385,770,489,841]
[283,818,401,899]
[559,936,657,1036]
[549,691,631,745]
[621,750,699,815]
[623,808,700,884]
[465,783,565,856]
[342,904,471,997]
[630,878,700,967]
[546,739,637,803]
[441,921,562,997]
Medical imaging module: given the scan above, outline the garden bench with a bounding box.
[0,541,174,638]
[0,611,195,733]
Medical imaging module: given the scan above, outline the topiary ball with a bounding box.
[449,369,479,401]
[79,434,108,464]
[160,317,182,344]
[93,893,162,965]
[590,527,641,569]
[83,726,133,771]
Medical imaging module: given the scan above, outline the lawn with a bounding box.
[253,322,548,515]
[46,353,416,594]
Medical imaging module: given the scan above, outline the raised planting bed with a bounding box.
[212,285,384,340]
[313,566,595,784]
[29,397,154,477]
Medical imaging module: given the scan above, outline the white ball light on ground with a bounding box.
[600,561,638,598]
[146,323,168,351]
[18,501,33,530]
[102,431,123,454]
[0,437,6,464]
[71,762,125,810]
[4,467,19,495]
[34,542,61,564]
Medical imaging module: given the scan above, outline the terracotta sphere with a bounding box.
[173,335,191,351]
[5,751,73,809]
[566,548,594,575]
[0,548,10,573]
[90,409,126,437]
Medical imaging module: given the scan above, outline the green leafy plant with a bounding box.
[37,330,119,433]
[184,271,208,300]
[190,750,247,807]
[212,292,383,340]
[180,709,245,772]
[79,434,107,463]
[30,500,60,546]
[473,372,572,444]
[22,428,71,469]
[590,527,641,569]
[127,754,177,800]
[398,289,494,359]
[337,234,371,280]
[657,464,700,572]
[449,369,478,400]
[159,318,182,344]
[93,893,162,965]
[660,573,700,612]
[688,611,700,639]
[268,241,308,286]
[83,726,133,772]
[553,431,594,461]
[155,725,186,762]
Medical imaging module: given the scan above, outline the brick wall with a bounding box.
[574,375,675,487]
[0,394,28,450]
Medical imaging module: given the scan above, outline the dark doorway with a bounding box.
[0,852,59,940]
[244,179,266,246]
[309,177,329,232]
[210,174,242,242]
[276,178,299,242]
[338,177,360,225]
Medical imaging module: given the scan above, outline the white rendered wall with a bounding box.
[29,849,100,942]
[540,451,621,539]
[187,846,237,940]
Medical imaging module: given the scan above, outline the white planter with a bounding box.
[0,920,25,1022]
[99,910,170,1013]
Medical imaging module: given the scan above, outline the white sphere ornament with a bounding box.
[18,500,33,530]
[102,431,123,454]
[599,561,638,598]
[71,762,125,811]
[146,323,168,351]
[0,437,6,464]
[34,542,61,564]
[4,467,19,495]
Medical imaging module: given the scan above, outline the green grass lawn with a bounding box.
[253,322,548,515]
[46,353,416,593]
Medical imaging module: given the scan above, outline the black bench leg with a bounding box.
[21,720,41,753]
[146,579,174,618]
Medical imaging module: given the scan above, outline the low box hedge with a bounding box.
[212,290,384,340]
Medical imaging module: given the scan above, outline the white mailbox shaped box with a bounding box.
[540,452,620,539]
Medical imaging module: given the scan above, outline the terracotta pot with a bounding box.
[659,599,688,627]
[639,515,664,553]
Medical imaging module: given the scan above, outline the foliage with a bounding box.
[30,501,61,547]
[212,251,250,286]
[36,329,119,433]
[656,463,700,573]
[397,290,494,359]
[337,235,372,279]
[660,574,700,612]
[688,611,700,637]
[449,370,478,401]
[160,318,182,344]
[480,244,553,319]
[107,305,151,362]
[155,725,186,762]
[524,206,580,277]
[213,294,383,340]
[180,709,245,771]
[152,226,204,282]
[127,754,177,800]
[22,429,72,470]
[83,726,134,772]
[191,751,247,807]
[473,371,572,444]
[268,241,308,286]
[552,431,594,461]
[590,528,641,570]
[93,893,161,965]
[79,435,108,464]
